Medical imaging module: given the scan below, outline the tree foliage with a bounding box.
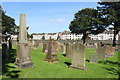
[69,8,106,44]
[97,1,120,46]
[1,6,16,41]
[2,12,16,35]
[42,36,45,40]
[57,35,60,40]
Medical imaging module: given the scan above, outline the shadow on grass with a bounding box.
[64,62,71,67]
[86,59,90,62]
[6,70,21,78]
[98,60,120,65]
[102,67,120,76]
[2,44,21,78]
[62,54,66,57]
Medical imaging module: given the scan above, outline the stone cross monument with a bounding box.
[15,14,34,68]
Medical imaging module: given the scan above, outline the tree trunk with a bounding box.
[112,35,116,47]
[82,31,88,44]
[83,37,86,44]
[113,25,117,47]
[8,37,12,49]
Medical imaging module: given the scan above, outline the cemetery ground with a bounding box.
[2,45,119,78]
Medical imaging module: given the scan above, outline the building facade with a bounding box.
[31,30,119,40]
[11,28,119,41]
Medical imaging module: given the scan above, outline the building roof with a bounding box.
[61,30,71,35]
[47,33,57,35]
[103,30,114,34]
[32,33,45,35]
[32,30,114,35]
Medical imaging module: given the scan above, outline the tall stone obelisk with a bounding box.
[15,14,33,68]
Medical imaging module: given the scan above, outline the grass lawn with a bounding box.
[2,45,119,78]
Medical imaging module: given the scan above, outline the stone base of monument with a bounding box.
[105,46,115,57]
[105,55,114,57]
[15,43,34,68]
[45,54,59,63]
[15,58,34,69]
[69,65,87,70]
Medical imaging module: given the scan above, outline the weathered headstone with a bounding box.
[55,41,61,53]
[62,43,66,54]
[32,40,35,47]
[28,40,33,47]
[105,46,115,57]
[90,54,97,63]
[94,43,98,49]
[96,43,106,60]
[59,44,65,53]
[66,42,72,58]
[42,43,48,53]
[15,14,33,68]
[69,42,86,70]
[38,41,43,48]
[92,43,98,53]
[45,40,59,63]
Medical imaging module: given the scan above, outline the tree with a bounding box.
[1,8,16,42]
[57,35,60,40]
[97,1,120,46]
[27,33,33,40]
[26,26,33,40]
[42,36,45,40]
[49,36,52,40]
[30,34,33,39]
[69,8,106,44]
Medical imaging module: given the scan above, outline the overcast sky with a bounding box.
[2,2,99,33]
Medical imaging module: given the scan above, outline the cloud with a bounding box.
[48,18,66,23]
[56,18,66,23]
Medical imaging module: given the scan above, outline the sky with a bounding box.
[2,0,101,2]
[1,2,100,34]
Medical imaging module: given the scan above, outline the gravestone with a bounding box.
[105,46,115,57]
[55,42,65,53]
[32,40,35,47]
[45,40,59,63]
[28,40,33,47]
[59,44,65,53]
[69,42,86,70]
[94,43,98,49]
[92,43,98,53]
[62,43,66,54]
[38,41,43,48]
[34,41,39,47]
[90,54,97,63]
[42,43,48,53]
[96,43,106,60]
[15,14,33,68]
[66,42,72,58]
[55,41,61,53]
